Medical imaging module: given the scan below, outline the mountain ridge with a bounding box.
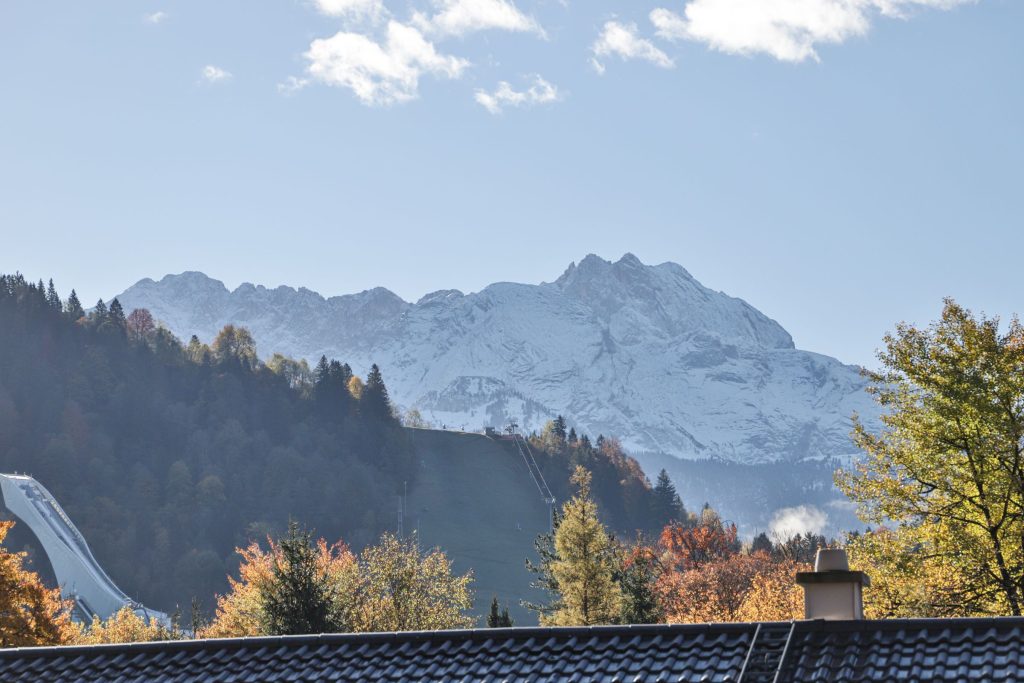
[114,253,879,464]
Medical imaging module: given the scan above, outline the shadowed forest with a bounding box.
[0,274,667,613]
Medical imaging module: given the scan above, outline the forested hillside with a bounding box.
[0,274,413,611]
[0,274,667,614]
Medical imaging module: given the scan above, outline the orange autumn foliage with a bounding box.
[660,519,739,572]
[659,552,770,622]
[735,558,807,622]
[204,536,356,638]
[0,520,77,646]
[655,518,809,624]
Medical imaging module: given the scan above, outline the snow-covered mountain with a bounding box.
[114,254,878,464]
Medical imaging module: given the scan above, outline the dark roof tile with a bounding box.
[5,618,1024,682]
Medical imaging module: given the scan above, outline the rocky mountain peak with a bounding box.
[113,255,876,464]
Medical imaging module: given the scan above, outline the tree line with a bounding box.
[0,273,414,611]
[3,276,1020,643]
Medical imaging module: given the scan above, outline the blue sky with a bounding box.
[0,0,1020,368]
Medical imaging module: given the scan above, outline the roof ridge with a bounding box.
[0,622,760,659]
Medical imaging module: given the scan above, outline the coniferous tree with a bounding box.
[524,509,563,620]
[553,415,567,442]
[618,543,663,624]
[64,290,84,321]
[328,360,353,409]
[93,299,108,324]
[259,521,343,636]
[751,532,774,556]
[314,356,331,387]
[651,470,685,527]
[486,596,514,627]
[361,364,392,422]
[328,360,352,388]
[45,279,61,311]
[543,467,622,626]
[108,298,127,334]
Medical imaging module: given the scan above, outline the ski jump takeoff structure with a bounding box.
[0,473,170,626]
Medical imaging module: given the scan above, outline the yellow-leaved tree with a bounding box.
[349,533,474,632]
[204,533,357,638]
[838,300,1024,616]
[205,529,473,636]
[543,466,622,626]
[0,520,77,647]
[75,607,176,645]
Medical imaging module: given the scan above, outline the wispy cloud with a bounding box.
[304,21,469,106]
[277,76,310,96]
[414,0,544,38]
[769,505,829,540]
[201,65,233,84]
[312,0,387,22]
[145,11,168,25]
[591,21,674,73]
[650,0,976,63]
[474,75,559,113]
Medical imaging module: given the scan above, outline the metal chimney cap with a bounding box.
[814,548,849,572]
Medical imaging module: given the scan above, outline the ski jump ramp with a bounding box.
[0,473,169,626]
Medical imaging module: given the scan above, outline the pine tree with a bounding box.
[553,415,567,441]
[108,298,127,333]
[93,299,108,323]
[361,364,392,421]
[652,470,685,527]
[751,532,774,556]
[259,521,343,636]
[486,596,514,628]
[45,279,61,311]
[544,467,622,626]
[524,510,563,620]
[618,543,663,624]
[64,290,84,321]
[314,356,331,387]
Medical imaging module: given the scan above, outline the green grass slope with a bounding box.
[405,429,551,626]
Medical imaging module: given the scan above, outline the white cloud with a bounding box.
[591,21,675,73]
[416,0,544,38]
[769,505,829,540]
[201,65,232,83]
[474,75,559,113]
[145,11,168,24]
[313,0,386,22]
[304,21,469,106]
[277,76,310,95]
[651,0,976,63]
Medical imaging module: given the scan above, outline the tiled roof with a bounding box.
[783,617,1024,682]
[1,617,1023,682]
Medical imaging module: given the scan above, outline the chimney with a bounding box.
[795,548,870,620]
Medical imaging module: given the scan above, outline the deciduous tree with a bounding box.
[76,607,175,644]
[838,300,1024,615]
[0,521,77,646]
[350,533,474,632]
